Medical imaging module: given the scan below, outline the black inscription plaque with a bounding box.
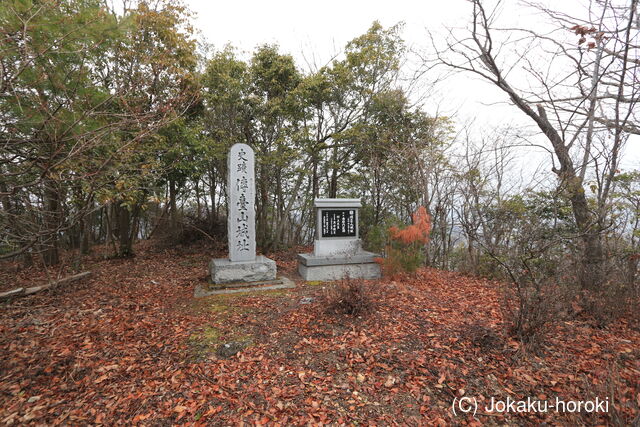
[320,209,356,238]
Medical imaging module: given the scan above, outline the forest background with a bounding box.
[1,0,638,322]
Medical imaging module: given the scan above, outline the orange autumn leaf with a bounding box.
[389,206,431,245]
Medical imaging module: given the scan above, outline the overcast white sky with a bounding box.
[187,0,466,59]
[184,0,638,172]
[185,0,538,118]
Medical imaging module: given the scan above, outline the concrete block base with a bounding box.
[297,251,381,281]
[194,276,295,297]
[209,255,276,284]
[313,239,361,256]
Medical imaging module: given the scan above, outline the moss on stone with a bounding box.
[305,280,325,286]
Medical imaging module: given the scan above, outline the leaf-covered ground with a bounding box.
[1,244,638,425]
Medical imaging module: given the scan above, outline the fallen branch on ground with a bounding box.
[0,271,92,302]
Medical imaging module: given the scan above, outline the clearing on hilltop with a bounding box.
[1,0,638,425]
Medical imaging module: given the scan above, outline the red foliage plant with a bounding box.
[376,206,432,275]
[389,206,431,245]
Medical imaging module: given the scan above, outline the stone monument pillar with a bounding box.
[228,143,256,262]
[297,198,381,281]
[209,143,276,284]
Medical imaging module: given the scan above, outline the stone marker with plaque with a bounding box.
[297,198,381,281]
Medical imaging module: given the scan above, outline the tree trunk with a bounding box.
[209,168,217,222]
[42,178,60,265]
[522,106,605,288]
[566,176,604,289]
[195,179,201,219]
[80,214,91,255]
[114,201,135,258]
[169,178,178,241]
[312,155,319,199]
[626,254,638,287]
[456,12,607,288]
[329,169,338,198]
[274,170,306,247]
[257,163,271,251]
[328,144,339,198]
[492,82,605,288]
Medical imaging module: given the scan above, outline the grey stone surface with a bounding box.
[228,143,256,262]
[298,261,381,281]
[297,197,381,281]
[311,198,363,257]
[207,143,283,289]
[210,255,276,284]
[313,238,362,257]
[314,198,362,209]
[208,278,282,290]
[194,276,295,297]
[299,251,378,266]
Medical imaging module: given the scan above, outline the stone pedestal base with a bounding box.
[297,251,381,281]
[209,255,276,284]
[195,276,295,297]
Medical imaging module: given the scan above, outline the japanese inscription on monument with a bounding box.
[297,198,380,281]
[320,209,357,238]
[228,143,256,261]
